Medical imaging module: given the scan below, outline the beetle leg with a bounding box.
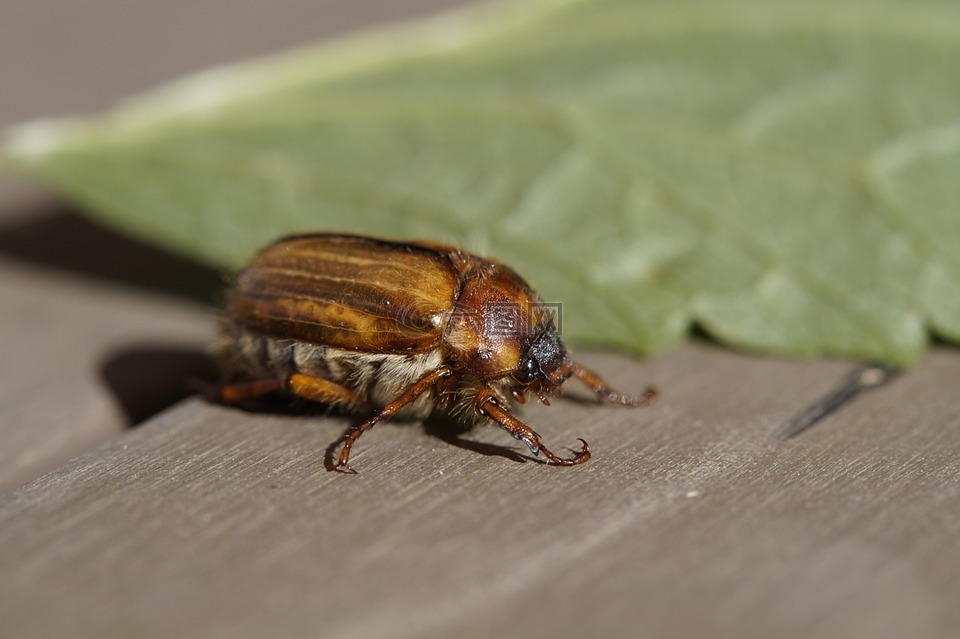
[285,373,357,405]
[204,373,356,406]
[475,389,590,466]
[337,367,453,474]
[201,378,284,404]
[570,362,658,407]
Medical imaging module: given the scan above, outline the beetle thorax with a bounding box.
[443,269,538,378]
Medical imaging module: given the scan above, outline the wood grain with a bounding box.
[2,344,958,639]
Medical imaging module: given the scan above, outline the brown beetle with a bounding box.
[211,234,656,472]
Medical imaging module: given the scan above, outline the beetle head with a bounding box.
[515,329,571,388]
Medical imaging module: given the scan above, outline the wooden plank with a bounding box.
[4,345,956,639]
[0,257,213,492]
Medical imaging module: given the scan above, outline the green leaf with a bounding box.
[4,0,960,366]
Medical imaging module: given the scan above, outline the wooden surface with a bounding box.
[3,2,960,638]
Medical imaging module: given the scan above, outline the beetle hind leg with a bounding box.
[475,389,590,466]
[570,362,658,407]
[203,373,356,406]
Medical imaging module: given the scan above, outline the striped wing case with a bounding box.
[229,234,461,353]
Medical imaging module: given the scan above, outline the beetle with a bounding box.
[209,233,657,473]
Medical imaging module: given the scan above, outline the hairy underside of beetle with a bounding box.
[218,322,511,424]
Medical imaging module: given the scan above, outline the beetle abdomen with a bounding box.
[221,322,443,419]
[229,234,461,354]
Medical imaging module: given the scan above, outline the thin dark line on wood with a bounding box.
[775,363,901,440]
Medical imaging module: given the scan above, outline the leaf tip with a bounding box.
[2,118,78,165]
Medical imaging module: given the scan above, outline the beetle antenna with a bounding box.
[570,362,658,407]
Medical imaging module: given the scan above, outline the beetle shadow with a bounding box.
[319,413,537,471]
[99,342,352,431]
[99,344,220,426]
[421,414,538,465]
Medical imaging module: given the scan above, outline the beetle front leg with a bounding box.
[475,389,590,466]
[571,362,658,407]
[337,367,453,474]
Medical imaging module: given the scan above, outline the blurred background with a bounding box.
[2,0,476,205]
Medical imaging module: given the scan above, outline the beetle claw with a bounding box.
[542,438,590,466]
[335,462,359,475]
